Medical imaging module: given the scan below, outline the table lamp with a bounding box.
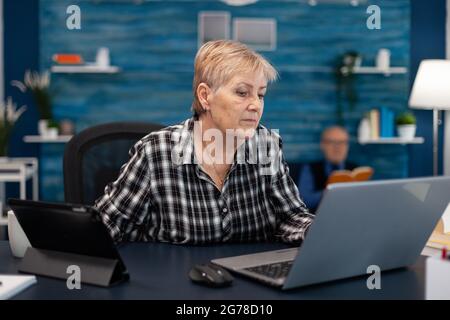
[409,59,450,176]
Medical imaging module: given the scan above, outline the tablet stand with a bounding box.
[18,247,129,287]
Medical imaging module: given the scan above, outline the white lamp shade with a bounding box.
[409,59,450,110]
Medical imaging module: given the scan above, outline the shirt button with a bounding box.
[222,208,228,213]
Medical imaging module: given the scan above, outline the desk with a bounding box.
[0,158,39,227]
[0,241,427,300]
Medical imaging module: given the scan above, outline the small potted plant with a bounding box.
[46,119,59,138]
[396,111,416,140]
[335,51,362,124]
[11,70,57,137]
[0,97,27,157]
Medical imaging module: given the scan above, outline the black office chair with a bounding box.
[63,122,165,205]
[287,162,303,184]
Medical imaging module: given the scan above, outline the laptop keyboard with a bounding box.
[244,260,293,279]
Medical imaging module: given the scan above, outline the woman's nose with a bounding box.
[248,95,262,111]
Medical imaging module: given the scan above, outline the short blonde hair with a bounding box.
[191,40,278,117]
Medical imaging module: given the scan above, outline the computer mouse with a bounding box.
[189,263,234,288]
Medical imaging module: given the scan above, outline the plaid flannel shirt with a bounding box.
[94,117,314,245]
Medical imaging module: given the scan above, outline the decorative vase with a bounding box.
[376,48,391,71]
[96,47,110,67]
[358,118,371,141]
[38,119,49,136]
[397,124,416,140]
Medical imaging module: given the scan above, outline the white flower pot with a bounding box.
[397,124,416,140]
[46,127,58,139]
[38,119,59,138]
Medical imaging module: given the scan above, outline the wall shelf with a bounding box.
[358,137,424,145]
[51,65,120,74]
[277,66,333,73]
[352,66,408,75]
[23,135,73,143]
[276,65,407,75]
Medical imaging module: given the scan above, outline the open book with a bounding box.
[426,219,450,249]
[426,203,450,249]
[326,166,374,186]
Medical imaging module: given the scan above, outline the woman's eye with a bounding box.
[236,90,247,97]
[258,94,265,100]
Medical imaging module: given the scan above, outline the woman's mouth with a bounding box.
[241,119,257,124]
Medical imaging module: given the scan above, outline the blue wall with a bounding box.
[4,0,40,155]
[3,0,40,200]
[37,0,412,202]
[409,0,447,177]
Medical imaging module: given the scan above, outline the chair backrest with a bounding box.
[63,122,165,205]
[287,162,303,185]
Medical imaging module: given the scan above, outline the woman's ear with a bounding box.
[197,83,212,111]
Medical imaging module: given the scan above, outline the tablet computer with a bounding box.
[7,198,129,286]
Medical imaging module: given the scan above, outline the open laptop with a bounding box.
[7,198,129,286]
[212,176,450,290]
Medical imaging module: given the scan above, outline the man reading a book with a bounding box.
[297,126,357,213]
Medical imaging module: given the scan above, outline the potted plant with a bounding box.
[0,97,27,157]
[396,111,416,140]
[335,51,362,125]
[11,70,57,137]
[46,119,59,138]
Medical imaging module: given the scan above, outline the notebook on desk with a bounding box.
[0,275,36,300]
[427,219,450,249]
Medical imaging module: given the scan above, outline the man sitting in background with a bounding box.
[298,126,357,213]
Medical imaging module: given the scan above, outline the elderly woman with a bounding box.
[95,40,314,245]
